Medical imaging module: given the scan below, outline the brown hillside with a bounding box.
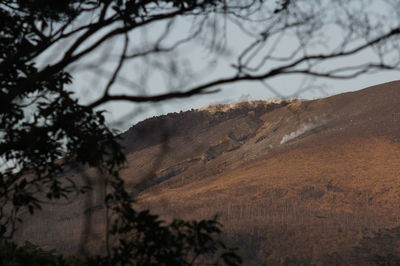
[15,81,400,265]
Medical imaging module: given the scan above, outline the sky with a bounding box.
[65,1,400,133]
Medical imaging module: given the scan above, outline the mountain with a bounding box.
[14,81,400,265]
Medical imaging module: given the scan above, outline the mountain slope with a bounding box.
[130,80,400,264]
[15,81,400,264]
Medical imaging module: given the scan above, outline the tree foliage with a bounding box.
[0,0,249,264]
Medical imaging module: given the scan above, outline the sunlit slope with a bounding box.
[130,81,400,264]
[14,81,400,264]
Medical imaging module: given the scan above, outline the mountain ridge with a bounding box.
[119,100,290,154]
[14,80,400,265]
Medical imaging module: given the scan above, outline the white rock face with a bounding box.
[280,122,320,144]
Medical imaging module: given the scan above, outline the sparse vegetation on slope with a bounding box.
[12,81,400,265]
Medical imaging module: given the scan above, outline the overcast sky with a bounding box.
[65,1,400,132]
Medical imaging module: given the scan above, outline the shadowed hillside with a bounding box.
[119,100,288,154]
[15,81,400,265]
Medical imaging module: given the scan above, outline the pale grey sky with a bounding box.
[65,0,400,132]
